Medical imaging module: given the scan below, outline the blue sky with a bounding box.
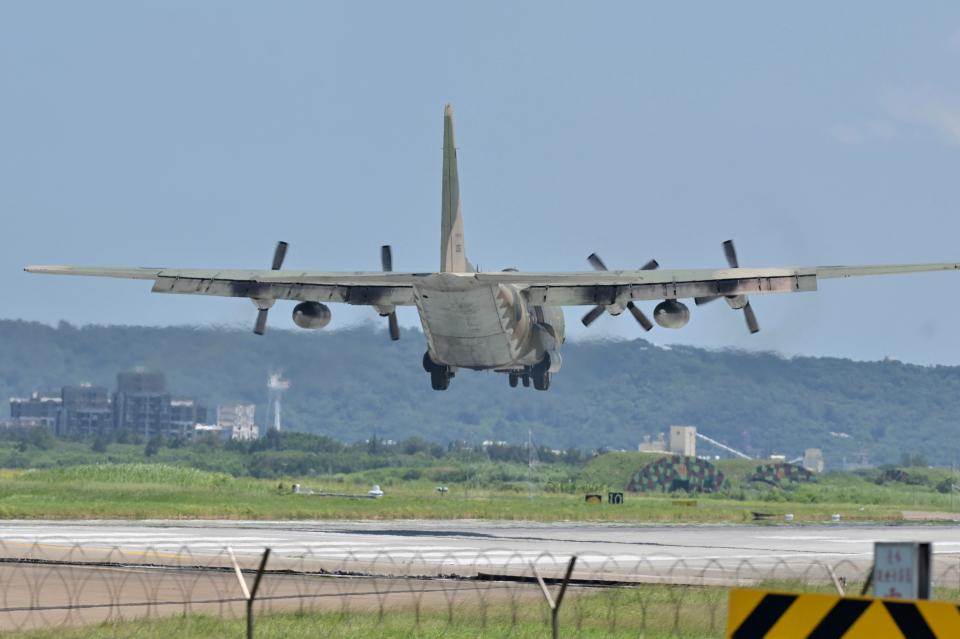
[3,2,960,364]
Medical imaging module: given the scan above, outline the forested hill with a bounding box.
[1,319,958,466]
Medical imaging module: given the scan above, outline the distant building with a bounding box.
[216,404,259,441]
[842,450,872,471]
[192,423,232,442]
[639,433,667,453]
[0,416,52,429]
[9,391,61,430]
[10,370,253,443]
[640,426,697,457]
[803,448,825,473]
[60,385,112,437]
[669,426,697,457]
[169,399,207,439]
[113,371,171,439]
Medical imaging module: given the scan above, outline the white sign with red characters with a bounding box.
[873,541,931,599]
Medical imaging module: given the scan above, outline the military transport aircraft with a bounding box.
[25,105,960,391]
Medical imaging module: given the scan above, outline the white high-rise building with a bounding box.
[216,404,258,441]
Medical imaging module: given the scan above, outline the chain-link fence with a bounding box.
[1,540,958,637]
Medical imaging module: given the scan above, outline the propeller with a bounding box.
[380,245,400,341]
[694,239,760,334]
[581,253,658,331]
[741,300,760,334]
[254,241,288,335]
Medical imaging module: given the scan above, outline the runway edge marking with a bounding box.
[726,588,960,638]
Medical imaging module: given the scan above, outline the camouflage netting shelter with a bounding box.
[750,462,814,486]
[626,455,726,493]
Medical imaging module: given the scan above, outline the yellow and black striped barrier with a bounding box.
[727,588,960,637]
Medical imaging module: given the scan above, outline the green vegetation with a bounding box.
[21,464,234,486]
[11,580,960,639]
[0,426,583,482]
[2,320,960,466]
[0,429,957,521]
[3,587,733,639]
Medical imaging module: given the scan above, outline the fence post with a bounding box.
[860,565,874,596]
[531,555,577,639]
[825,564,845,596]
[229,547,271,639]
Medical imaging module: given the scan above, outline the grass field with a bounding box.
[0,459,955,522]
[5,586,732,639]
[13,580,957,639]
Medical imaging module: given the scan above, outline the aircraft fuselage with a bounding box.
[413,274,564,372]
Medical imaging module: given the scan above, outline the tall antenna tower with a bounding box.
[266,373,291,432]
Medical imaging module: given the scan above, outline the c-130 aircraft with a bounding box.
[27,105,960,391]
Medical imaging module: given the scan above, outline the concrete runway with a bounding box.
[2,520,959,577]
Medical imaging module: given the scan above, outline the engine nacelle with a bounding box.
[653,300,690,329]
[292,302,332,329]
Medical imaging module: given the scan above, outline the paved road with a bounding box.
[2,520,958,577]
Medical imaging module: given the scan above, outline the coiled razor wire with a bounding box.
[0,539,957,636]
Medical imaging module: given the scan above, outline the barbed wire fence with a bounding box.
[0,540,958,637]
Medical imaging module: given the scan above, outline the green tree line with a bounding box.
[1,320,958,466]
[0,425,583,480]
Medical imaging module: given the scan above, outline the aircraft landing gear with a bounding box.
[533,371,550,391]
[423,352,454,391]
[532,356,551,391]
[506,359,550,390]
[506,372,532,388]
[431,368,452,390]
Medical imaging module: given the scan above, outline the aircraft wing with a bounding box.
[477,262,960,306]
[23,265,423,306]
[23,261,960,309]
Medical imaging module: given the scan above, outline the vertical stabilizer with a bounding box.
[441,104,469,272]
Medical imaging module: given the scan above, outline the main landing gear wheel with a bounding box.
[532,357,551,391]
[424,352,453,391]
[430,368,451,390]
[508,373,519,388]
[533,371,551,391]
[521,374,530,388]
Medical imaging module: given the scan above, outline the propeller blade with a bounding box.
[581,305,606,327]
[641,259,659,271]
[388,312,400,341]
[271,241,288,270]
[742,301,760,334]
[695,296,720,305]
[381,245,393,272]
[254,308,269,335]
[255,242,287,334]
[722,239,739,269]
[626,301,654,331]
[587,253,608,271]
[380,245,399,339]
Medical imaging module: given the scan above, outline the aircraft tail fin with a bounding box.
[441,104,470,272]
